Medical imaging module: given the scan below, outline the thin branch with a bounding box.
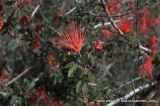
[112,2,148,18]
[39,7,49,23]
[88,82,97,87]
[65,7,77,15]
[31,5,40,18]
[106,81,157,106]
[94,20,119,29]
[5,67,31,87]
[94,17,133,29]
[139,45,151,53]
[104,77,141,91]
[0,91,8,97]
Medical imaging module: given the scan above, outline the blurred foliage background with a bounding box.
[0,0,160,106]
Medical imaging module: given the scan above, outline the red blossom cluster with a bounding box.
[47,53,60,71]
[99,28,113,38]
[148,35,157,55]
[106,0,122,15]
[0,17,3,29]
[117,18,132,33]
[0,67,12,87]
[138,55,153,77]
[26,86,60,106]
[138,6,155,34]
[138,35,157,77]
[57,22,85,52]
[93,40,102,50]
[37,86,60,106]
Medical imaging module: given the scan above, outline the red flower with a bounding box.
[106,0,121,14]
[83,94,89,101]
[50,66,60,71]
[37,86,60,106]
[93,40,102,50]
[154,18,160,25]
[25,91,38,102]
[57,21,85,52]
[128,0,135,8]
[138,55,152,77]
[148,35,156,55]
[0,68,12,87]
[0,17,3,29]
[117,19,132,33]
[34,22,42,30]
[99,29,113,37]
[138,6,154,34]
[37,86,46,98]
[47,53,56,66]
[18,16,30,26]
[30,32,40,49]
[0,72,3,85]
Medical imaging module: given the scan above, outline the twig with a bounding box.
[65,7,77,15]
[130,78,136,106]
[94,20,119,29]
[112,2,148,18]
[31,5,40,18]
[139,45,151,53]
[88,82,97,87]
[0,91,8,97]
[104,77,141,91]
[5,67,31,87]
[94,17,133,29]
[106,81,157,106]
[39,7,49,23]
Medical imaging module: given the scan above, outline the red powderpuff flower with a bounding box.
[148,35,156,55]
[128,0,135,8]
[25,91,38,103]
[0,72,3,85]
[154,18,160,25]
[18,16,31,26]
[99,29,113,37]
[50,66,60,71]
[37,86,46,98]
[0,17,3,29]
[93,40,102,50]
[37,86,60,106]
[34,22,42,30]
[117,19,132,33]
[30,32,40,49]
[138,6,154,34]
[57,21,85,52]
[0,68,12,87]
[106,0,121,14]
[47,53,56,66]
[41,96,60,106]
[138,55,152,77]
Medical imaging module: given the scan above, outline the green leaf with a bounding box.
[10,95,23,105]
[90,55,97,65]
[82,83,89,95]
[76,81,82,93]
[68,63,78,77]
